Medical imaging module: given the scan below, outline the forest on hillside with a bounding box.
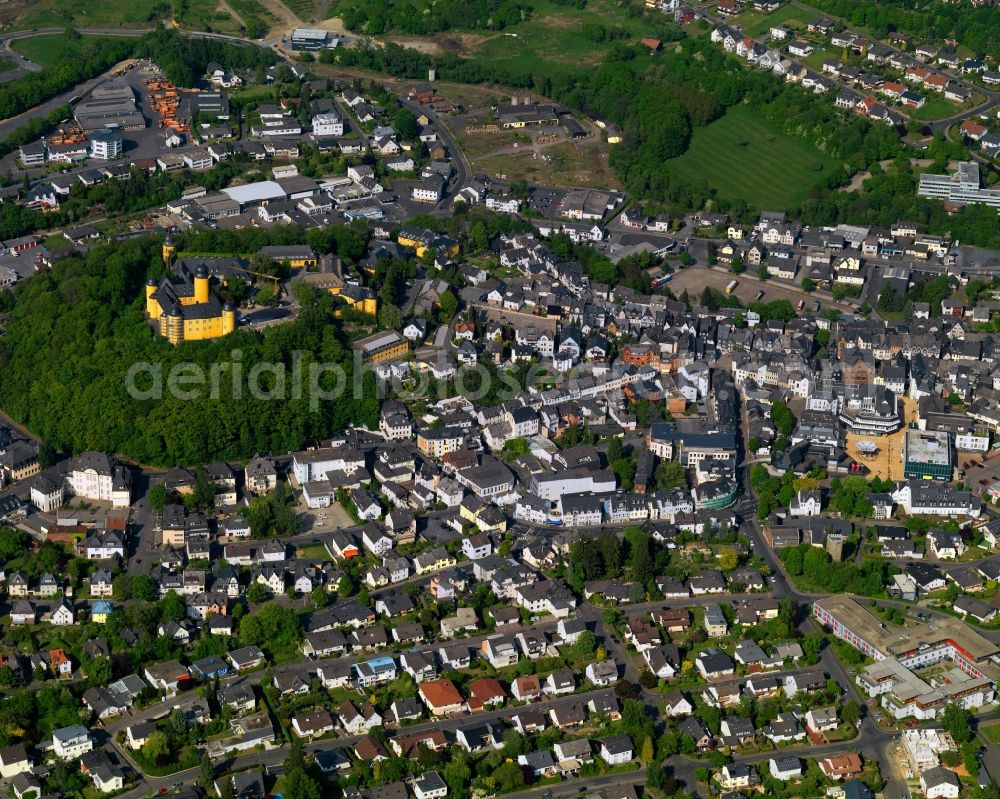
[0,237,379,466]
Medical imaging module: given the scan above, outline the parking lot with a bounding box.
[300,501,354,533]
[965,451,1000,497]
[525,185,570,218]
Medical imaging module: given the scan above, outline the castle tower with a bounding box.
[163,307,184,346]
[145,277,160,319]
[222,303,236,336]
[826,533,844,562]
[193,265,209,305]
[162,233,177,264]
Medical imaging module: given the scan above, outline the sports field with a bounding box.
[666,106,842,210]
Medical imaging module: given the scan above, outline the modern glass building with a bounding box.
[903,429,952,480]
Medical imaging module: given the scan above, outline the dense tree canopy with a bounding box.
[0,236,379,466]
[809,0,1000,58]
[337,0,533,34]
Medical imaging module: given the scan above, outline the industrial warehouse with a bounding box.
[290,28,339,51]
[73,81,145,132]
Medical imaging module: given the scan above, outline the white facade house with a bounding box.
[769,757,802,781]
[65,452,131,507]
[312,113,344,137]
[0,745,31,779]
[921,767,961,799]
[413,772,448,799]
[52,726,93,760]
[788,490,821,517]
[599,736,633,766]
[31,477,63,513]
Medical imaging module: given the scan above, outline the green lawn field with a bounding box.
[469,0,659,74]
[0,57,15,73]
[666,105,842,210]
[982,723,1000,745]
[283,0,325,22]
[15,0,169,29]
[739,3,814,38]
[909,94,969,121]
[11,34,139,68]
[12,0,241,34]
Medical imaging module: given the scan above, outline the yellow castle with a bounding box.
[146,234,236,345]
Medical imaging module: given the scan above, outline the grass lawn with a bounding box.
[666,105,841,210]
[45,232,74,251]
[982,723,1000,745]
[12,34,139,68]
[464,0,659,74]
[0,56,14,73]
[13,0,240,33]
[295,541,329,561]
[17,0,166,28]
[801,48,834,70]
[284,0,326,22]
[740,4,814,38]
[909,94,967,121]
[179,0,249,35]
[226,0,276,27]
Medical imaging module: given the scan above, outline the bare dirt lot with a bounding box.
[473,138,619,189]
[668,266,867,319]
[668,267,823,309]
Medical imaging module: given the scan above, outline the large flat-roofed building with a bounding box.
[919,161,1000,208]
[221,180,287,209]
[495,102,559,128]
[189,91,231,119]
[291,28,335,50]
[814,595,999,678]
[74,81,145,132]
[353,331,409,364]
[904,430,952,480]
[856,657,994,720]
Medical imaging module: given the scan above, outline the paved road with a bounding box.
[0,37,42,84]
[243,307,292,324]
[398,95,471,208]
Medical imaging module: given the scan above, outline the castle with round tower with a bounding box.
[145,234,236,345]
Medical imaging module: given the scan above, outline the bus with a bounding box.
[725,280,738,295]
